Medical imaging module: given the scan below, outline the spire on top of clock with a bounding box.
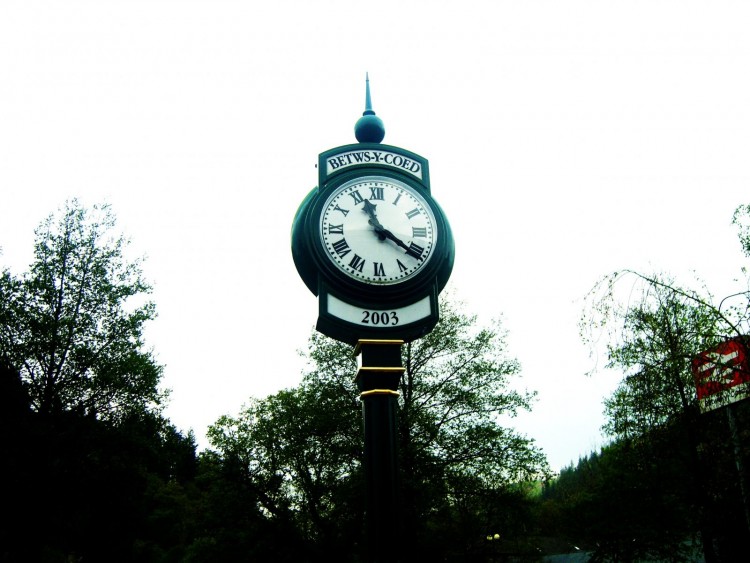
[354,73,386,144]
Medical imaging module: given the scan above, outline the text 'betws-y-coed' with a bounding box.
[326,149,423,180]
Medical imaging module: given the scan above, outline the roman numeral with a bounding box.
[406,242,425,260]
[397,259,408,273]
[392,192,402,206]
[349,190,364,205]
[369,186,385,200]
[333,204,349,217]
[349,254,365,272]
[373,262,385,277]
[405,208,421,219]
[328,224,344,235]
[412,226,427,238]
[332,238,351,258]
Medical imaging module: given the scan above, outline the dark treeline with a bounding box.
[4,353,750,561]
[538,401,750,561]
[0,353,542,562]
[1,362,199,561]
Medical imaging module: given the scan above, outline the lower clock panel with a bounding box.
[316,286,439,345]
[327,293,432,328]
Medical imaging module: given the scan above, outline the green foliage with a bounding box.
[173,450,307,563]
[581,270,746,439]
[401,300,545,482]
[538,400,750,561]
[0,202,201,561]
[206,381,365,560]
[397,299,547,558]
[206,297,548,560]
[0,199,163,420]
[539,432,700,562]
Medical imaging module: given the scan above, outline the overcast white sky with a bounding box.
[2,1,749,471]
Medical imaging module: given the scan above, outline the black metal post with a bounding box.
[726,403,750,535]
[354,339,404,563]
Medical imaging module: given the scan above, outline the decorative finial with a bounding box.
[355,73,385,143]
[364,72,375,115]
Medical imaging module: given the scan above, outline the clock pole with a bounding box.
[291,74,454,562]
[355,339,404,561]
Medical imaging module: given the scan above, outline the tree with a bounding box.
[581,271,729,439]
[579,219,750,561]
[207,296,548,560]
[396,298,547,558]
[205,383,363,561]
[0,199,163,421]
[0,201,199,561]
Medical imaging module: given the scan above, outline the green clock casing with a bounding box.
[291,143,454,344]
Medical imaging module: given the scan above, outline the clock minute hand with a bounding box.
[381,228,424,261]
[380,228,409,251]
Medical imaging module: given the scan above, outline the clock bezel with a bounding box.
[307,169,452,302]
[318,174,438,287]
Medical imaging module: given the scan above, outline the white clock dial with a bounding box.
[319,176,438,285]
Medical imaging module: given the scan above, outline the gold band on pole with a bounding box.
[356,366,405,374]
[360,389,400,398]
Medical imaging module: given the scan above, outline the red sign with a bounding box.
[692,338,750,412]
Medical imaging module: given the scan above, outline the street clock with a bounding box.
[291,76,454,344]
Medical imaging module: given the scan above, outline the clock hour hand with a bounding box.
[362,199,387,240]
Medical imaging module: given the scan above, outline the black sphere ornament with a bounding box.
[354,73,385,143]
[355,114,385,143]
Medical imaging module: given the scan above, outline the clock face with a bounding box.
[319,175,438,285]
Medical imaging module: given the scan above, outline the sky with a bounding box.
[1,0,749,472]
